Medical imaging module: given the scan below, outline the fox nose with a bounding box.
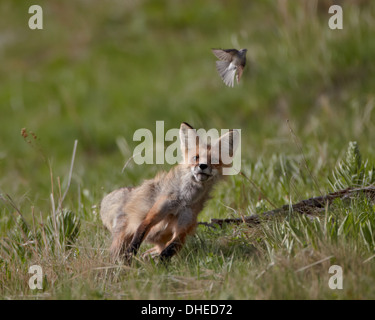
[199,164,208,170]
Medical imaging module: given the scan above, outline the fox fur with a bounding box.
[100,122,239,263]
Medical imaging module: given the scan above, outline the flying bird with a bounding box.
[212,48,247,87]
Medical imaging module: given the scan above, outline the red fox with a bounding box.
[100,122,239,263]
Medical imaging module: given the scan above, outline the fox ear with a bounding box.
[212,129,240,163]
[180,122,198,156]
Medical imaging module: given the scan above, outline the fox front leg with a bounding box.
[159,237,186,262]
[125,197,171,263]
[159,214,197,262]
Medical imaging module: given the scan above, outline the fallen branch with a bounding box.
[199,185,375,228]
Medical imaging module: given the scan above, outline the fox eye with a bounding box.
[192,155,199,162]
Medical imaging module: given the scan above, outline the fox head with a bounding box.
[179,122,240,182]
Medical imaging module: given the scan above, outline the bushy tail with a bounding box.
[100,187,133,232]
[110,219,134,261]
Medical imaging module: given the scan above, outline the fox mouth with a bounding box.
[194,172,212,182]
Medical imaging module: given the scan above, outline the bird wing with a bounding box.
[216,61,236,87]
[212,49,238,61]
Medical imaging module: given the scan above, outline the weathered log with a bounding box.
[199,185,375,228]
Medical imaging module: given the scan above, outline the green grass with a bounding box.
[1,0,375,299]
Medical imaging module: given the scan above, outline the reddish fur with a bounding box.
[100,123,239,264]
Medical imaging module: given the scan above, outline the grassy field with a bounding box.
[1,0,375,299]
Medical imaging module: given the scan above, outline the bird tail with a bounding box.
[216,61,236,87]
